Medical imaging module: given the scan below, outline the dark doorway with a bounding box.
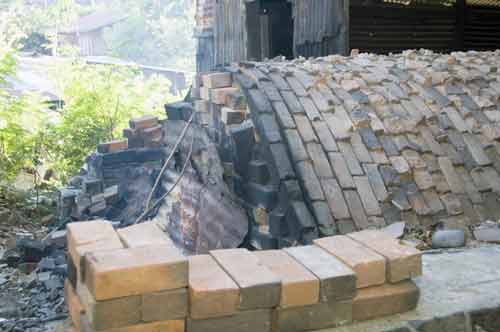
[261,0,294,59]
[246,0,294,61]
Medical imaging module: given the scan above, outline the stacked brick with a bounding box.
[65,220,187,332]
[65,220,422,332]
[196,50,500,248]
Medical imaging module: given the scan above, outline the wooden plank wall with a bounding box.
[214,0,247,67]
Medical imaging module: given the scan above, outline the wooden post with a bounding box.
[455,0,465,51]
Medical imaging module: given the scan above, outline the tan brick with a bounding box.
[187,309,272,332]
[210,87,239,105]
[202,72,232,89]
[284,245,356,302]
[64,279,84,331]
[77,284,141,330]
[129,115,158,130]
[353,280,419,321]
[188,255,239,319]
[81,315,184,332]
[273,300,353,332]
[314,235,386,288]
[142,288,188,322]
[85,245,188,300]
[348,230,422,283]
[255,250,319,308]
[98,139,128,153]
[221,107,246,125]
[117,222,175,248]
[209,249,280,310]
[67,220,123,285]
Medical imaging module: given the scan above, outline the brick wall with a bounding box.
[65,220,421,332]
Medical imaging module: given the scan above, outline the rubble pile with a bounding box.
[58,109,247,254]
[65,220,422,332]
[191,49,500,248]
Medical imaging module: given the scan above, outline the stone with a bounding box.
[338,142,364,175]
[390,156,410,176]
[296,161,325,201]
[324,106,353,140]
[294,114,318,143]
[352,281,419,321]
[211,87,239,105]
[142,288,188,322]
[363,164,389,202]
[117,222,174,248]
[315,235,386,289]
[186,309,272,332]
[414,170,434,191]
[321,178,351,220]
[255,250,319,308]
[273,300,353,332]
[344,188,372,230]
[474,224,500,243]
[354,176,382,216]
[348,230,422,283]
[221,107,246,125]
[431,229,466,249]
[80,316,185,332]
[438,157,466,194]
[281,90,305,114]
[284,129,308,162]
[312,121,338,152]
[202,72,232,88]
[285,245,356,301]
[129,115,158,130]
[78,284,141,330]
[383,222,406,239]
[329,152,355,188]
[299,96,322,121]
[307,143,334,178]
[98,140,128,154]
[463,133,491,166]
[84,244,188,300]
[67,220,124,285]
[64,280,83,331]
[351,132,373,163]
[273,101,296,129]
[269,143,295,180]
[359,127,382,150]
[209,249,280,310]
[188,255,239,319]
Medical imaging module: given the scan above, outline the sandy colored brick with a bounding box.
[117,221,175,248]
[187,309,272,332]
[211,87,239,105]
[64,279,84,331]
[348,230,422,283]
[129,115,158,130]
[273,300,353,332]
[202,72,232,89]
[314,235,386,288]
[85,244,188,301]
[81,315,185,332]
[188,255,239,319]
[142,288,188,322]
[67,220,124,284]
[98,139,128,153]
[77,283,141,330]
[255,250,319,308]
[209,249,280,310]
[284,245,356,302]
[353,280,419,321]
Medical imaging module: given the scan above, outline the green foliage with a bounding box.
[44,60,174,182]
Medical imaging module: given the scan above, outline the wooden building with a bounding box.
[59,11,128,57]
[195,0,500,72]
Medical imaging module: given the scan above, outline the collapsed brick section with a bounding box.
[191,50,500,249]
[65,220,422,332]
